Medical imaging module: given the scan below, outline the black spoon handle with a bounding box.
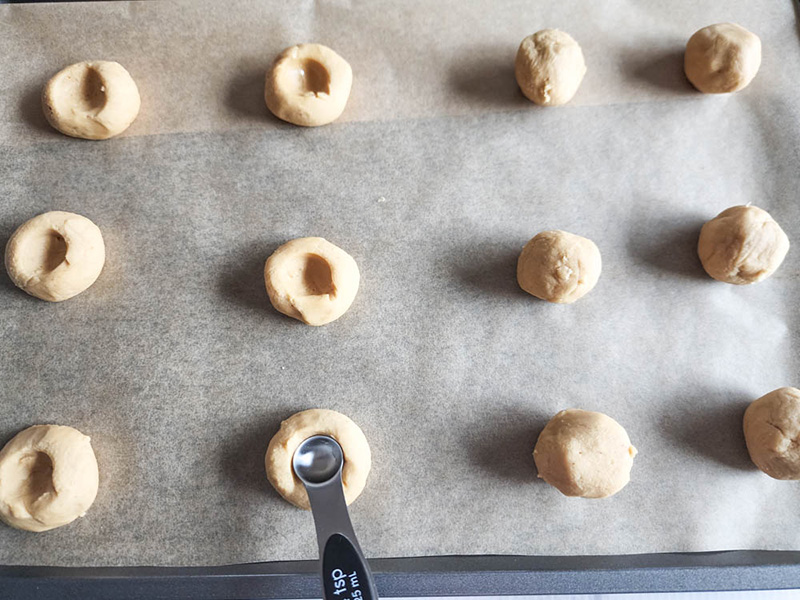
[304,472,379,600]
[322,532,378,600]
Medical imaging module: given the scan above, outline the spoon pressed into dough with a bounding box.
[292,435,379,600]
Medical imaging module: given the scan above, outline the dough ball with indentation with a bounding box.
[5,211,105,302]
[0,425,99,532]
[698,205,789,285]
[515,29,586,106]
[42,61,141,140]
[517,230,601,303]
[265,43,352,127]
[265,237,360,326]
[265,409,371,510]
[533,409,637,499]
[744,387,800,480]
[684,23,761,94]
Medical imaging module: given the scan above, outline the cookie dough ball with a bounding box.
[684,23,761,94]
[43,61,141,139]
[698,205,789,285]
[534,409,637,499]
[265,237,360,326]
[5,211,106,302]
[266,409,371,510]
[515,29,586,106]
[0,425,99,532]
[265,43,352,127]
[517,230,601,303]
[744,387,800,480]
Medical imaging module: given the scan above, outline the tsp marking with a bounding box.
[331,568,362,598]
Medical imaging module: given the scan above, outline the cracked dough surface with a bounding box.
[43,60,141,140]
[0,425,99,532]
[5,211,106,302]
[744,387,800,480]
[265,43,352,127]
[533,409,637,499]
[517,230,601,303]
[264,237,360,326]
[515,29,586,106]
[684,23,761,94]
[265,409,371,510]
[697,205,789,285]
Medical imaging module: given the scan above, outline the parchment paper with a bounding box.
[0,0,799,567]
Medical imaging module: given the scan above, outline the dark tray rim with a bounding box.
[3,550,800,598]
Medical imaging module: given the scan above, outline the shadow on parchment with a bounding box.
[216,245,277,314]
[626,217,708,280]
[452,243,529,300]
[225,65,271,122]
[0,427,23,453]
[218,410,288,498]
[619,48,696,95]
[795,1,800,47]
[660,391,753,471]
[19,82,56,134]
[466,407,550,484]
[0,221,23,296]
[448,48,529,108]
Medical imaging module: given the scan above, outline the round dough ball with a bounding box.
[0,425,99,532]
[5,211,106,302]
[43,61,141,140]
[697,205,789,285]
[517,230,601,303]
[515,29,586,106]
[265,43,353,127]
[265,237,360,326]
[744,387,800,480]
[265,409,371,510]
[684,23,761,94]
[533,409,637,499]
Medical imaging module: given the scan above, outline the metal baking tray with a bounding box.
[2,1,800,597]
[3,551,800,598]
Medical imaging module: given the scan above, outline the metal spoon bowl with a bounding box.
[293,435,343,485]
[291,435,378,600]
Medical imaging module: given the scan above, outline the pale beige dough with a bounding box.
[5,211,106,302]
[515,29,586,106]
[265,237,360,326]
[265,44,352,127]
[0,425,99,532]
[684,23,761,94]
[517,230,601,303]
[533,409,637,499]
[43,61,141,139]
[744,387,800,480]
[698,205,789,285]
[265,409,371,510]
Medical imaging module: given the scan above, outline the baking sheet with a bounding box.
[0,0,799,568]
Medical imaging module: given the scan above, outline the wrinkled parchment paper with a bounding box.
[0,0,799,567]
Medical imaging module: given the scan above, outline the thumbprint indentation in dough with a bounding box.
[46,63,107,118]
[290,59,331,96]
[19,229,68,275]
[302,254,335,296]
[78,66,107,113]
[18,451,55,511]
